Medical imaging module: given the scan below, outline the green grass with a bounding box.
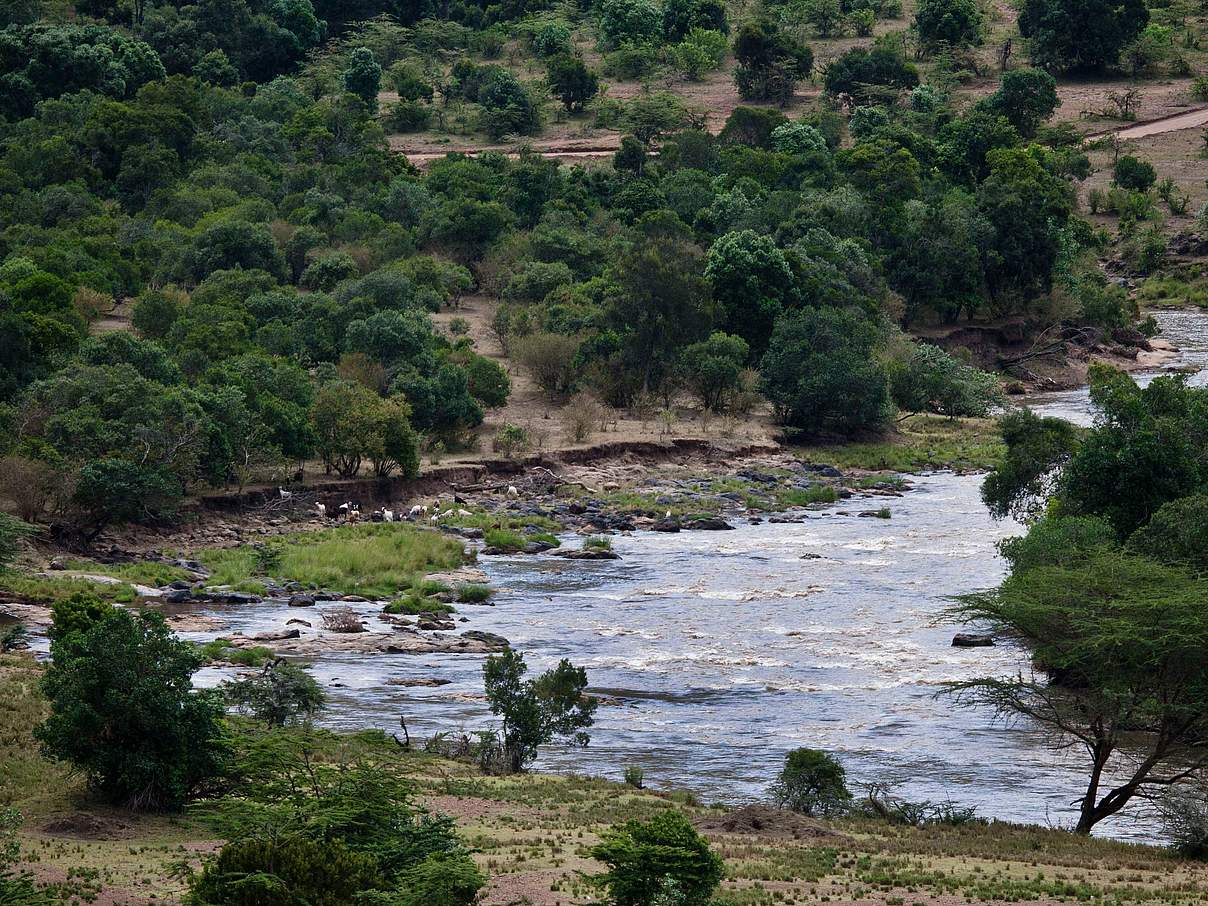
[583,536,612,551]
[195,639,273,667]
[1135,274,1208,309]
[383,594,453,617]
[196,523,467,598]
[0,654,79,816]
[60,559,192,587]
[435,506,560,533]
[0,574,140,604]
[455,583,494,603]
[798,415,1005,473]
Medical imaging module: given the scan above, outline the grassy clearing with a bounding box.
[0,654,78,817]
[798,415,1005,474]
[0,573,140,604]
[456,583,494,603]
[1136,273,1208,309]
[196,523,467,598]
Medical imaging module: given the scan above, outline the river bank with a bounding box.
[4,652,1207,906]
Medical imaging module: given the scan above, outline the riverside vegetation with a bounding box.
[4,0,1208,900]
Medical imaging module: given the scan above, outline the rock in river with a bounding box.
[952,633,995,648]
[683,517,734,531]
[551,548,620,560]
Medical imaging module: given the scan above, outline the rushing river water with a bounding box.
[187,309,1208,842]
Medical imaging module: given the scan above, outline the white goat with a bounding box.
[315,502,326,518]
[408,504,423,520]
[506,485,519,498]
[278,488,293,500]
[383,509,395,523]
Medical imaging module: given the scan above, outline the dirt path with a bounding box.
[1089,104,1208,140]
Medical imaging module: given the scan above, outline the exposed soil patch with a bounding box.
[697,804,848,842]
[41,813,133,840]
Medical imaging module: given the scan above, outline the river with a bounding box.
[190,308,1208,841]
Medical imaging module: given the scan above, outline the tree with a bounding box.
[310,381,418,478]
[980,407,1080,522]
[590,811,723,906]
[914,0,982,49]
[760,307,891,437]
[950,551,1208,834]
[224,659,326,727]
[679,331,749,410]
[1018,0,1149,72]
[546,54,598,112]
[478,68,539,138]
[664,0,728,41]
[769,748,853,816]
[975,69,1058,138]
[888,343,1004,417]
[823,46,919,103]
[891,193,991,323]
[482,649,597,773]
[343,47,381,111]
[732,19,813,105]
[704,229,791,355]
[599,0,662,47]
[36,608,226,811]
[606,234,714,397]
[511,332,580,400]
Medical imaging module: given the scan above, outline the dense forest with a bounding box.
[0,0,1159,542]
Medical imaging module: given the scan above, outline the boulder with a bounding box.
[163,589,194,604]
[651,518,680,533]
[551,548,620,560]
[801,462,842,478]
[286,619,312,628]
[461,630,510,649]
[952,633,994,648]
[251,628,301,642]
[385,677,452,687]
[683,517,734,531]
[288,594,316,607]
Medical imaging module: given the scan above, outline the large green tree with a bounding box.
[1018,0,1149,72]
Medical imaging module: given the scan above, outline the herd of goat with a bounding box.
[275,484,521,524]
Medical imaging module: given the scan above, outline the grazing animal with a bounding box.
[506,485,519,498]
[430,514,439,524]
[665,510,672,518]
[383,509,395,523]
[349,507,361,524]
[315,502,326,518]
[453,494,467,504]
[456,508,473,518]
[408,505,423,520]
[278,488,293,500]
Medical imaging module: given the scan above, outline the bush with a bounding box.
[492,423,531,457]
[393,851,485,906]
[623,765,645,788]
[888,343,1004,418]
[546,54,599,113]
[823,46,919,101]
[600,0,662,47]
[1159,784,1208,858]
[187,834,379,906]
[512,331,580,399]
[36,608,226,810]
[478,69,539,138]
[224,660,326,727]
[679,332,749,411]
[1113,154,1157,191]
[590,811,723,906]
[769,748,853,817]
[1128,495,1208,570]
[456,584,494,603]
[384,99,432,132]
[770,121,827,154]
[0,512,34,570]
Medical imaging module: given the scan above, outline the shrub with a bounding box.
[914,0,982,49]
[1128,495,1208,571]
[1113,154,1157,191]
[321,606,365,632]
[187,834,379,906]
[384,99,432,132]
[393,851,486,906]
[0,513,35,570]
[770,121,827,154]
[224,660,326,727]
[546,54,599,113]
[600,0,662,47]
[562,393,603,442]
[1159,784,1208,858]
[492,423,531,457]
[623,765,645,788]
[36,608,226,810]
[590,811,723,906]
[531,21,573,57]
[456,584,494,603]
[769,748,853,816]
[512,331,580,399]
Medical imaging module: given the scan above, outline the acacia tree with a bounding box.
[482,649,597,774]
[950,551,1208,834]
